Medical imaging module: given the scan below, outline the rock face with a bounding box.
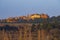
[0,23,60,40]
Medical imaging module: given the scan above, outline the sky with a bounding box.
[0,0,60,19]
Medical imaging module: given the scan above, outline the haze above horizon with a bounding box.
[0,0,60,19]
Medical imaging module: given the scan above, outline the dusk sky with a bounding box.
[0,0,60,19]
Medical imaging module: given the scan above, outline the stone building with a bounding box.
[27,13,49,20]
[6,13,49,22]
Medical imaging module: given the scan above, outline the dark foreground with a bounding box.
[0,23,60,40]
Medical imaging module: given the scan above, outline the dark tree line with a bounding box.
[0,25,18,31]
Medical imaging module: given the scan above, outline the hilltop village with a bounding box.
[0,13,49,23]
